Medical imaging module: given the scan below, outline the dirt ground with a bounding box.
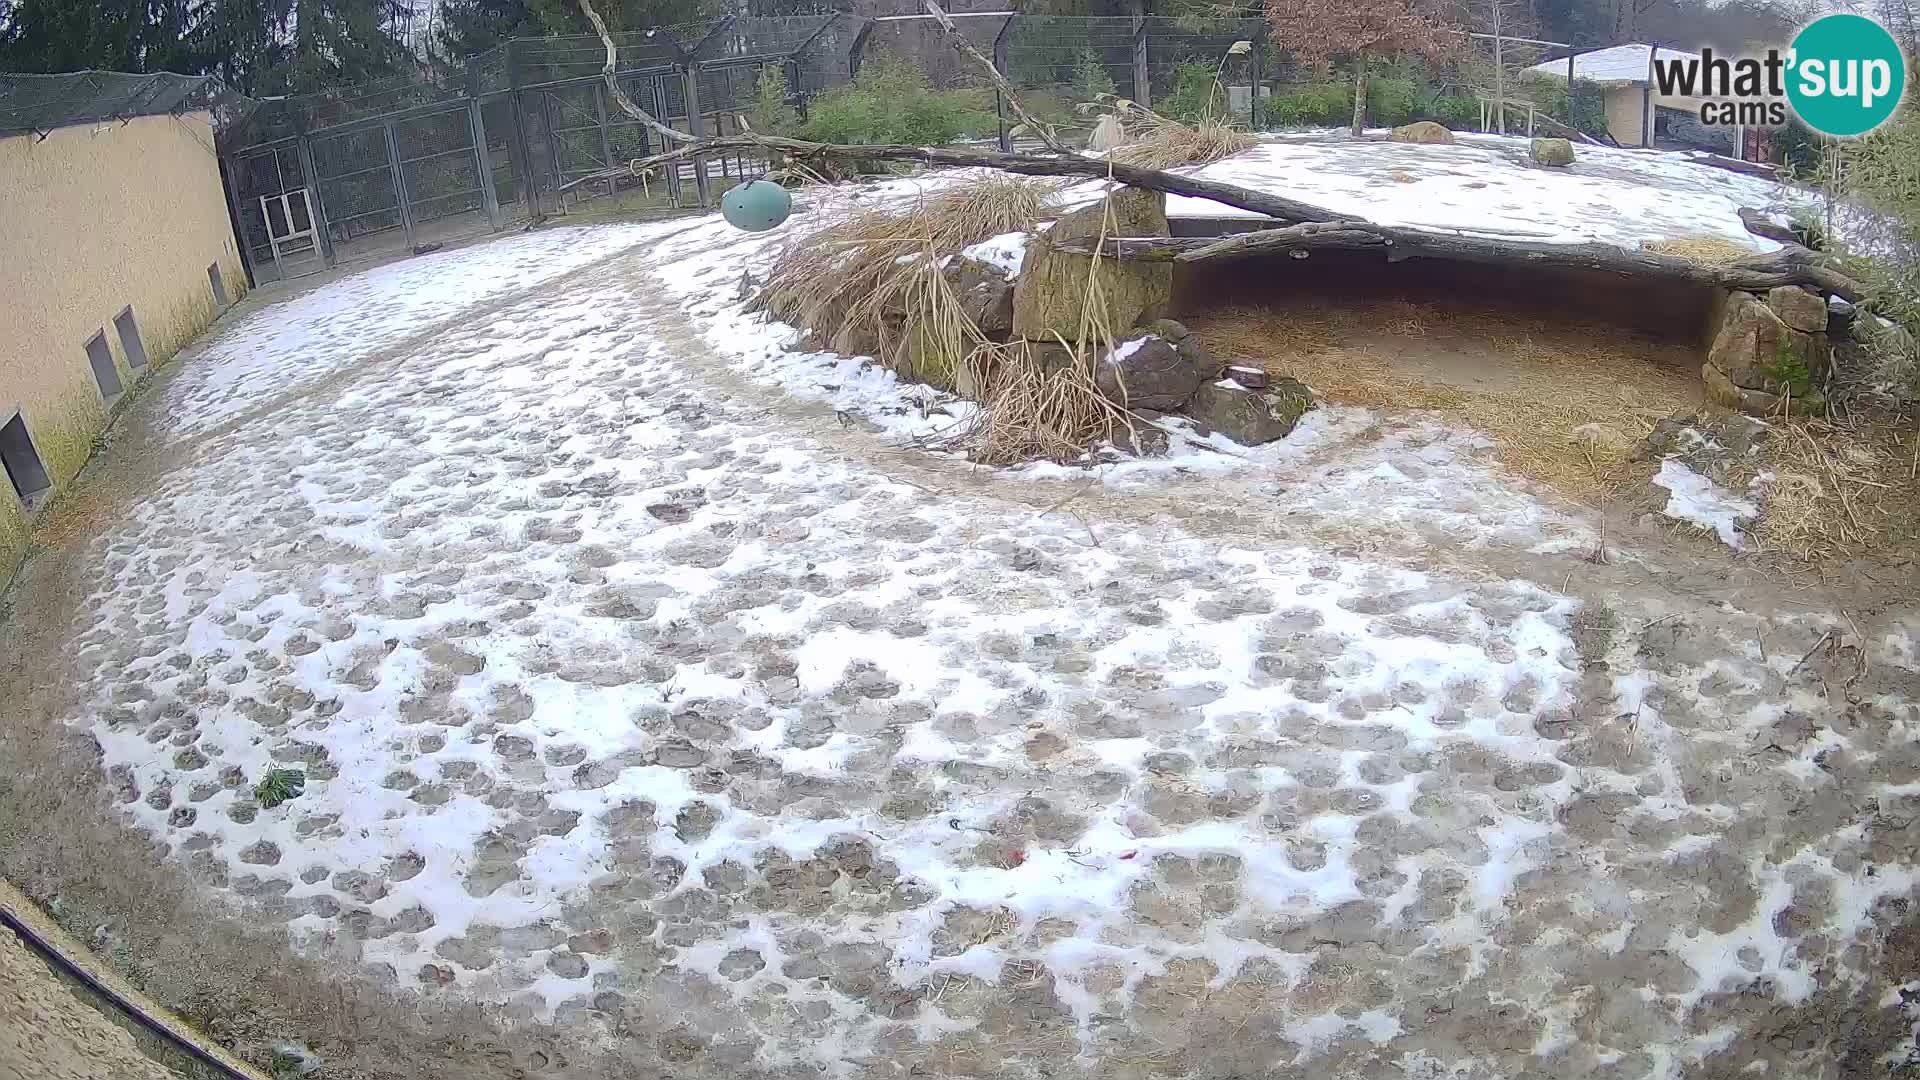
[3,220,1919,1080]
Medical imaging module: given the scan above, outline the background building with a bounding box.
[0,72,247,574]
[1526,43,1722,150]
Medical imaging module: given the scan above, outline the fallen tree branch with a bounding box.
[1737,206,1801,247]
[578,0,695,146]
[922,0,1070,155]
[1053,222,1867,298]
[564,135,1359,222]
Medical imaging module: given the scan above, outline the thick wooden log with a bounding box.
[563,136,1360,223]
[1053,223,1866,299]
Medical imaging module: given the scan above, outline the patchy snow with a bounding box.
[958,231,1031,279]
[152,222,670,438]
[58,170,1920,1077]
[1106,336,1149,364]
[1651,458,1757,548]
[1160,132,1800,251]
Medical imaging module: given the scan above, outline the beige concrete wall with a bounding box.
[0,111,245,569]
[1605,85,1647,146]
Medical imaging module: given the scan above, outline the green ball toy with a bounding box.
[720,179,793,233]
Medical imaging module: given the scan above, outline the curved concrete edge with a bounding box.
[0,879,272,1080]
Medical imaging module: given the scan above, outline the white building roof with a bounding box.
[1526,43,1702,86]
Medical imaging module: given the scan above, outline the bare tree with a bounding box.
[1462,0,1526,133]
[1265,0,1460,136]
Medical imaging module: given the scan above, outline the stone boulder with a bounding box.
[1184,375,1316,445]
[1767,285,1828,334]
[1705,291,1829,414]
[1012,187,1172,343]
[1530,137,1575,166]
[1704,362,1826,417]
[1096,334,1202,410]
[943,255,1017,340]
[1094,321,1220,410]
[1390,121,1455,145]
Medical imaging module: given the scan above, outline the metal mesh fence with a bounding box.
[208,13,1615,287]
[0,70,249,137]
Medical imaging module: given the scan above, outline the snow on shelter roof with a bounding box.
[1525,43,1702,86]
[1146,132,1798,253]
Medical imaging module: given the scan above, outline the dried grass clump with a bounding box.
[959,341,1126,464]
[1106,112,1257,170]
[1750,417,1920,561]
[946,193,1138,465]
[1640,236,1758,266]
[759,175,1054,363]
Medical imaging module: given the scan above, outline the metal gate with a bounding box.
[307,103,499,266]
[229,143,326,283]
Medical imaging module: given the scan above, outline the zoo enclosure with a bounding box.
[218,15,853,283]
[214,12,1596,285]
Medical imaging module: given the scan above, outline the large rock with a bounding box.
[1012,187,1172,343]
[1094,329,1219,410]
[943,255,1017,340]
[1767,285,1829,333]
[1703,362,1826,416]
[1530,137,1575,166]
[888,321,961,392]
[1706,292,1830,404]
[1390,121,1455,145]
[1183,376,1316,445]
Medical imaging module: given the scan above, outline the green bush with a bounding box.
[1260,82,1350,128]
[1159,59,1227,123]
[748,64,800,137]
[1367,75,1420,129]
[1075,48,1118,102]
[1427,93,1480,131]
[1515,72,1609,138]
[800,57,999,146]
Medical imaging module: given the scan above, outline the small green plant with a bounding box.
[255,768,306,809]
[1074,48,1118,101]
[747,63,800,137]
[1764,340,1815,395]
[268,1051,305,1080]
[1159,60,1225,123]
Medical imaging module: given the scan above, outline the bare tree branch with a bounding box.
[921,0,1072,155]
[564,133,1361,223]
[578,0,694,145]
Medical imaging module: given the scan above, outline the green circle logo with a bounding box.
[1786,14,1907,137]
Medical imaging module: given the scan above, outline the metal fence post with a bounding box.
[469,98,504,230]
[505,39,540,216]
[382,121,417,250]
[594,79,616,198]
[1250,24,1268,128]
[993,15,1014,152]
[1132,4,1150,109]
[293,134,336,267]
[682,62,710,207]
[1566,51,1576,125]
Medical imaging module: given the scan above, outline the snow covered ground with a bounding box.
[153,223,670,438]
[1166,132,1801,249]
[60,170,1920,1078]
